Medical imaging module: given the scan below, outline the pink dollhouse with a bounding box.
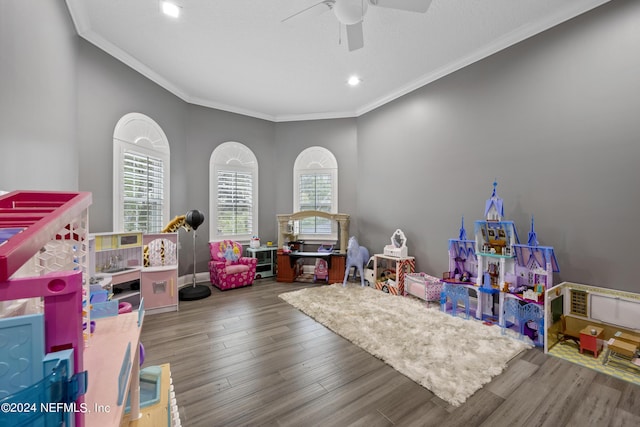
[0,190,149,425]
[0,191,91,426]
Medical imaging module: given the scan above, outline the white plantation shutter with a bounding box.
[210,142,258,241]
[113,113,170,233]
[293,147,338,240]
[299,173,332,234]
[216,170,253,235]
[122,151,165,233]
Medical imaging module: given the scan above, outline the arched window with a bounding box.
[293,147,338,241]
[210,142,258,242]
[113,113,170,233]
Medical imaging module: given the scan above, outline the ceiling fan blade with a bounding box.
[369,0,433,13]
[281,0,334,23]
[346,21,364,51]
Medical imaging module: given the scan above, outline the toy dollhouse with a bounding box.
[444,217,477,284]
[0,191,163,426]
[441,182,559,346]
[0,191,92,426]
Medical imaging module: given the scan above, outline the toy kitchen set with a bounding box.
[89,231,178,314]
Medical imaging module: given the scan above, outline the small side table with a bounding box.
[579,325,604,358]
[246,246,278,279]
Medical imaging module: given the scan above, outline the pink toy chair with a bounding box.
[208,240,257,291]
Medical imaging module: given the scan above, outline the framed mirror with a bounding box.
[391,229,406,249]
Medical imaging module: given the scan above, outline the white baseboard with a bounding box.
[178,272,210,289]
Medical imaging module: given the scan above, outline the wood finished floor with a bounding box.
[141,280,640,427]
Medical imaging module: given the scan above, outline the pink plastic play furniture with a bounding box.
[208,240,257,291]
[0,190,92,427]
[314,259,328,283]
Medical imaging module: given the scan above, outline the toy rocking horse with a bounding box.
[343,236,370,287]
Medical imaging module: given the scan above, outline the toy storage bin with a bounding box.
[405,272,443,302]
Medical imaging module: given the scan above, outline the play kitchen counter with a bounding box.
[90,232,178,314]
[98,267,143,311]
[90,232,143,309]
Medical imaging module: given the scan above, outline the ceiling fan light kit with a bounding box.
[334,0,368,25]
[370,0,433,14]
[284,0,433,51]
[160,1,181,18]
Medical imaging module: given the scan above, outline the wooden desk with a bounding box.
[288,251,334,267]
[276,250,345,283]
[602,338,639,365]
[613,331,640,347]
[579,325,604,358]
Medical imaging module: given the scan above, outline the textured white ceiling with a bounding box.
[65,0,610,122]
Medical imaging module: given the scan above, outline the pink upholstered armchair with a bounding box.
[208,240,257,291]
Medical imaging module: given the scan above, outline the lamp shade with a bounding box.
[185,209,205,230]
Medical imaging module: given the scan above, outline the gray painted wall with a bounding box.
[0,0,78,191]
[76,39,187,234]
[75,38,194,273]
[76,45,280,276]
[185,104,275,274]
[274,118,359,238]
[1,0,638,291]
[357,0,640,291]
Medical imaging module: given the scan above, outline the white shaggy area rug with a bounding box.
[279,283,532,407]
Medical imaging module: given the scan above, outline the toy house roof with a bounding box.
[484,181,504,219]
[513,245,560,272]
[448,239,476,261]
[513,215,559,272]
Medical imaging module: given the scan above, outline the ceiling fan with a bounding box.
[282,0,433,51]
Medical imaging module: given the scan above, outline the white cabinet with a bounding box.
[141,233,178,314]
[246,246,277,279]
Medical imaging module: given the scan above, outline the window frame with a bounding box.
[113,113,170,233]
[209,142,259,242]
[293,147,338,242]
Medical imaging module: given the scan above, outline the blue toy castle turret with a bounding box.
[445,216,477,283]
[484,181,504,221]
[474,182,519,292]
[512,216,560,295]
[527,216,538,246]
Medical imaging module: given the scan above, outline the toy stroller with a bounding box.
[314,258,329,283]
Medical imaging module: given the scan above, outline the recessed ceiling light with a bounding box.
[161,1,181,18]
[347,75,362,86]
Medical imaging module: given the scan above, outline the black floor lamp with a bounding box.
[178,209,211,301]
